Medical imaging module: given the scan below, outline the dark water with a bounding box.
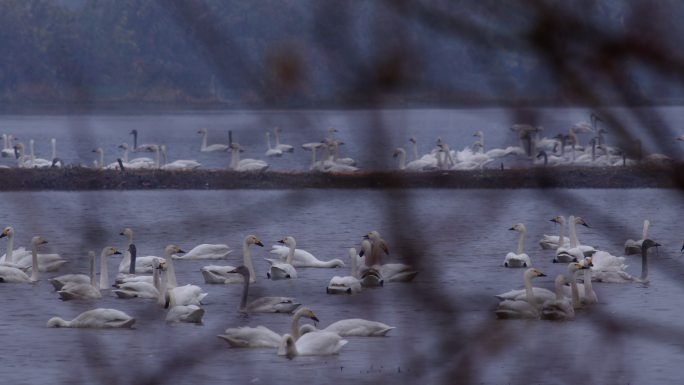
[0,188,683,384]
[1,106,682,171]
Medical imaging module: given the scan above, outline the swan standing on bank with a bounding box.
[495,268,547,319]
[277,332,348,357]
[326,248,362,294]
[299,318,395,337]
[273,127,294,153]
[159,145,201,170]
[198,128,229,152]
[267,236,298,280]
[230,265,300,313]
[58,247,122,300]
[47,308,135,329]
[229,143,269,172]
[218,306,319,348]
[201,235,261,284]
[0,236,48,283]
[392,147,436,171]
[504,223,532,268]
[624,219,651,255]
[265,132,283,157]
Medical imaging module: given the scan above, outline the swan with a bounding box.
[624,219,651,255]
[267,236,298,280]
[27,139,51,168]
[0,227,66,272]
[574,257,598,305]
[363,231,417,282]
[554,216,593,263]
[504,223,532,268]
[1,134,15,157]
[49,138,62,167]
[560,261,593,308]
[302,127,337,150]
[229,143,269,172]
[47,308,135,328]
[129,129,156,152]
[593,239,660,284]
[298,318,395,337]
[113,256,162,299]
[277,332,348,357]
[265,132,283,157]
[165,305,205,323]
[494,268,547,319]
[0,236,47,283]
[173,243,231,260]
[157,145,201,170]
[218,306,319,348]
[538,216,571,250]
[198,128,229,152]
[230,265,300,313]
[50,251,96,291]
[392,147,436,171]
[201,235,261,284]
[273,127,294,153]
[326,248,362,294]
[114,244,154,284]
[268,243,344,268]
[540,275,575,321]
[118,228,162,274]
[117,143,155,167]
[356,240,384,288]
[58,246,122,300]
[157,260,207,308]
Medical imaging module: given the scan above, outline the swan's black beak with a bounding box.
[311,316,320,323]
[508,227,515,231]
[362,235,369,239]
[119,232,125,236]
[581,222,590,228]
[114,250,122,255]
[277,239,285,244]
[255,241,264,247]
[538,272,547,277]
[0,233,6,239]
[177,249,185,254]
[680,242,684,253]
[359,249,365,257]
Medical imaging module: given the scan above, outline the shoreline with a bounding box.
[0,165,681,190]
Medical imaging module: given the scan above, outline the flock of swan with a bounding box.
[3,113,682,172]
[495,215,660,320]
[0,226,415,358]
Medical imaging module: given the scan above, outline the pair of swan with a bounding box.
[359,231,418,283]
[553,216,596,262]
[201,235,261,284]
[47,308,135,328]
[327,248,362,294]
[218,306,319,348]
[265,132,283,157]
[118,228,162,274]
[266,236,298,280]
[153,259,205,323]
[0,236,48,283]
[590,239,660,283]
[114,245,183,299]
[392,147,438,171]
[229,143,269,172]
[503,223,531,267]
[0,226,66,272]
[57,247,122,300]
[198,128,229,152]
[230,265,300,313]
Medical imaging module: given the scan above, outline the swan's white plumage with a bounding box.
[173,243,232,260]
[47,308,135,328]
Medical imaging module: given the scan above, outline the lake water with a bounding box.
[1,188,683,384]
[1,106,683,171]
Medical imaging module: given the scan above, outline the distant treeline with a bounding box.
[0,0,681,108]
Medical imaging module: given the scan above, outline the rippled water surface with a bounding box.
[0,188,683,384]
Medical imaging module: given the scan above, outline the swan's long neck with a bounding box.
[30,242,39,282]
[554,276,564,300]
[286,242,295,265]
[411,141,418,161]
[570,271,580,308]
[7,231,14,264]
[119,234,133,271]
[30,140,36,166]
[98,150,104,169]
[89,252,97,286]
[361,241,373,267]
[157,268,168,306]
[99,250,109,289]
[154,147,160,168]
[274,129,282,146]
[2,134,6,150]
[396,149,406,170]
[160,147,167,167]
[350,249,358,278]
[242,240,256,283]
[132,131,138,149]
[568,216,578,248]
[558,218,565,248]
[291,310,304,340]
[523,273,537,305]
[165,250,178,288]
[128,245,137,274]
[584,268,593,297]
[51,139,57,160]
[152,263,160,290]
[201,132,208,150]
[238,271,249,310]
[642,220,650,240]
[266,133,273,150]
[516,229,526,255]
[310,146,318,168]
[278,335,297,357]
[122,147,129,163]
[49,317,70,327]
[641,247,649,282]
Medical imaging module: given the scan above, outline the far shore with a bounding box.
[0,165,681,190]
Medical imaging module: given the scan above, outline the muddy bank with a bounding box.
[0,165,682,190]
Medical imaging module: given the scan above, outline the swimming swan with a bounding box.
[217,306,319,348]
[0,227,66,272]
[165,304,205,323]
[554,216,592,263]
[538,217,571,250]
[267,236,298,280]
[277,332,348,357]
[504,223,532,268]
[230,265,300,313]
[173,243,232,260]
[229,143,269,172]
[326,248,362,294]
[58,246,122,300]
[201,235,261,284]
[118,228,162,274]
[47,308,135,328]
[364,231,417,282]
[113,255,163,299]
[50,251,96,291]
[624,219,651,255]
[495,268,547,319]
[0,236,48,283]
[298,318,395,337]
[268,243,345,268]
[265,132,283,157]
[156,259,208,308]
[273,127,294,153]
[198,128,229,152]
[540,275,576,321]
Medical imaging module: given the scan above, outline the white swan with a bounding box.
[267,236,298,280]
[50,251,96,291]
[218,306,319,348]
[198,128,229,152]
[538,216,570,250]
[624,219,651,255]
[229,143,269,172]
[0,226,66,272]
[356,240,384,287]
[273,127,294,153]
[504,223,532,268]
[1,134,15,157]
[299,318,395,337]
[0,236,47,283]
[592,239,660,283]
[326,248,362,294]
[363,231,417,282]
[498,263,585,304]
[58,247,122,300]
[230,265,300,313]
[201,235,261,284]
[113,255,163,299]
[392,147,436,171]
[165,304,205,323]
[554,216,594,263]
[159,145,201,170]
[28,139,51,168]
[494,268,547,319]
[268,243,344,268]
[265,132,283,157]
[47,308,135,328]
[173,243,232,260]
[157,259,207,308]
[129,129,156,152]
[118,143,155,167]
[118,228,162,273]
[540,275,575,321]
[277,332,347,357]
[575,257,598,305]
